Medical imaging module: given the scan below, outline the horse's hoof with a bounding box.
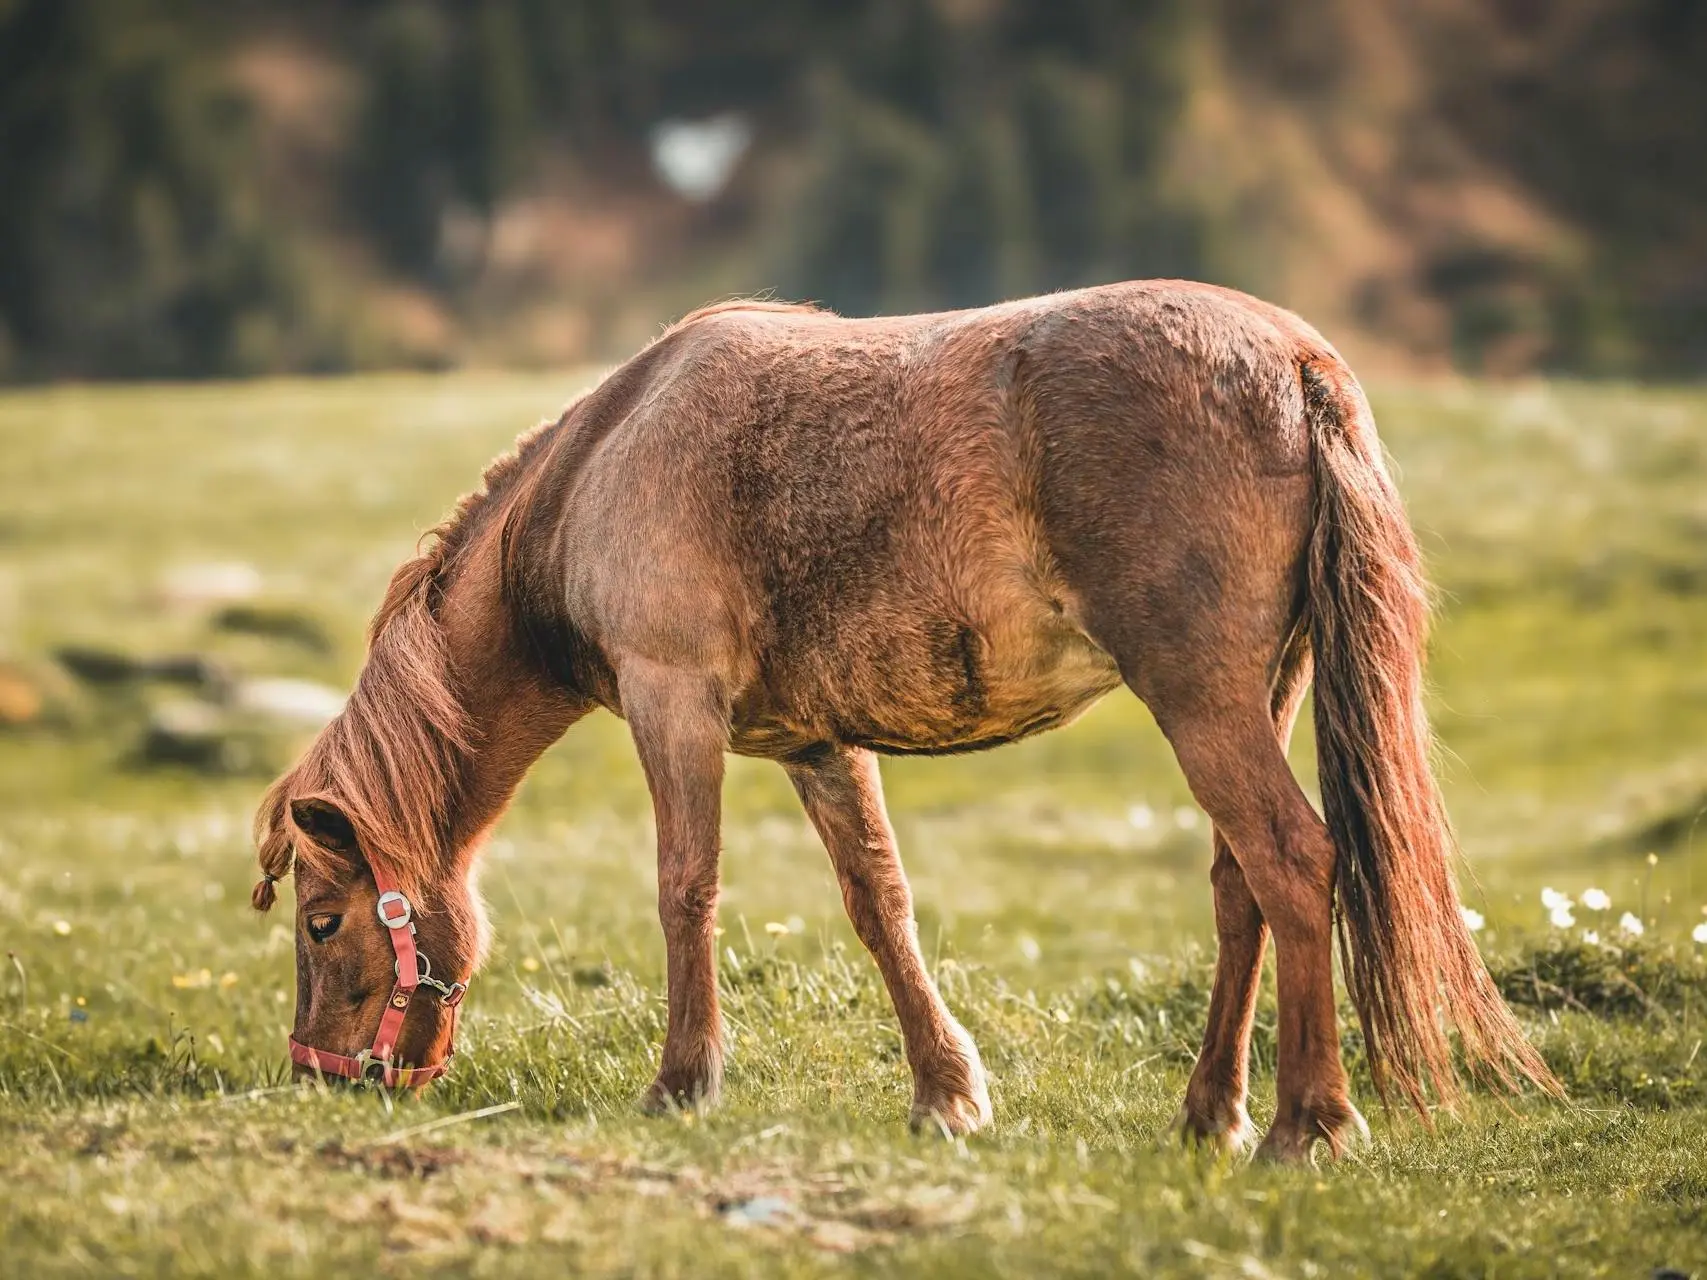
[1174,1102,1258,1157]
[639,1070,722,1116]
[908,1084,991,1137]
[907,1025,992,1137]
[1255,1099,1369,1164]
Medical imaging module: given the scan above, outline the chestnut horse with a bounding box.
[253,282,1554,1160]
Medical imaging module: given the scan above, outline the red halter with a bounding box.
[288,862,467,1088]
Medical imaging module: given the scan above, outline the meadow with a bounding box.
[1,371,1705,1277]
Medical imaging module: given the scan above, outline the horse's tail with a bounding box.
[1301,356,1558,1114]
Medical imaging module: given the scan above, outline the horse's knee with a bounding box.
[658,871,719,930]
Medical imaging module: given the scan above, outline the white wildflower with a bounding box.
[1618,912,1644,938]
[1540,887,1570,911]
[1581,930,1600,946]
[1549,904,1576,929]
[1579,888,1611,912]
[1692,922,1707,945]
[1459,907,1485,933]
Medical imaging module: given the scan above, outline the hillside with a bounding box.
[1,0,1703,380]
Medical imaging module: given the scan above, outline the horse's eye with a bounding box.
[306,913,342,943]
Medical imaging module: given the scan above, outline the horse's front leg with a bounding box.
[623,661,729,1112]
[787,745,991,1135]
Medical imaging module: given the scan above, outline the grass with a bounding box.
[1,372,1706,1277]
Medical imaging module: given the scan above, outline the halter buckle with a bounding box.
[375,890,413,929]
[350,1048,387,1083]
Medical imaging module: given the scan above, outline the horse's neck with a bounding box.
[436,537,586,858]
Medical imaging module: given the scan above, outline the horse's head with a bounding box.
[248,479,577,1086]
[254,781,486,1086]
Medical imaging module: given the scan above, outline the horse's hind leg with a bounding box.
[787,746,992,1136]
[1156,690,1367,1162]
[1177,833,1267,1153]
[1177,632,1310,1155]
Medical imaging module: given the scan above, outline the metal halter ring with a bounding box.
[394,951,466,1004]
[375,890,413,929]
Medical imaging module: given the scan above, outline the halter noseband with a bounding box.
[288,862,468,1088]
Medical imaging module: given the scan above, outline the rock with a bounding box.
[719,1196,794,1229]
[232,677,344,726]
[136,681,336,774]
[158,562,262,609]
[53,646,144,685]
[141,700,252,772]
[211,603,333,653]
[0,659,84,729]
[56,646,231,694]
[143,653,233,690]
[0,661,44,725]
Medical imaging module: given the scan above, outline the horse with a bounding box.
[252,280,1556,1161]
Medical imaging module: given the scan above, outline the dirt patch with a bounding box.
[306,1138,977,1255]
[318,1140,466,1180]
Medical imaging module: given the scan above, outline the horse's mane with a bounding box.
[251,408,570,908]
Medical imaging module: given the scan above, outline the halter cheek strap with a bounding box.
[288,862,468,1088]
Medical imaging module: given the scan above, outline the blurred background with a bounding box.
[3,0,1705,384]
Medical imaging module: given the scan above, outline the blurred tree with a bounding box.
[791,80,944,316]
[0,0,1702,378]
[0,0,304,378]
[459,0,535,211]
[779,0,1204,314]
[350,1,456,276]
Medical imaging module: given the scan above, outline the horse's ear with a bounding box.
[290,798,359,855]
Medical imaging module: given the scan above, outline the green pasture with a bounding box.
[1,373,1704,1277]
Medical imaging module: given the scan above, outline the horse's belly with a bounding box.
[859,636,1122,755]
[731,608,1122,758]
